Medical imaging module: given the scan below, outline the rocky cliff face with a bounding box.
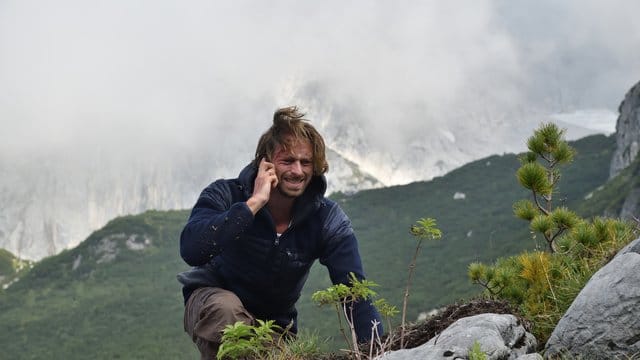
[0,145,382,260]
[609,80,640,220]
[610,81,640,178]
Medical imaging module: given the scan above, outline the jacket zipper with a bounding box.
[274,220,294,247]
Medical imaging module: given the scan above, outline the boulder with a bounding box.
[544,237,640,359]
[377,313,537,360]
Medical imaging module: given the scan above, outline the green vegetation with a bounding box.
[0,133,622,359]
[217,321,323,360]
[513,123,578,252]
[0,210,200,359]
[0,248,32,289]
[299,133,616,348]
[217,320,278,359]
[401,218,441,347]
[468,340,487,360]
[307,218,441,359]
[468,125,636,342]
[578,150,640,218]
[0,248,15,276]
[312,274,383,359]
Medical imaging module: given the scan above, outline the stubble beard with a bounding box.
[276,176,309,198]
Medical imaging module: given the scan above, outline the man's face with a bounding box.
[270,136,314,198]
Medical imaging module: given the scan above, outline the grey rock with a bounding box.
[620,187,640,223]
[515,354,542,360]
[377,313,537,360]
[544,238,640,359]
[95,235,120,264]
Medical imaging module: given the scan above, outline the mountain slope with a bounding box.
[298,133,616,339]
[0,134,616,358]
[0,210,198,359]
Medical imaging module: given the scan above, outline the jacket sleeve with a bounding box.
[180,180,254,266]
[318,203,384,343]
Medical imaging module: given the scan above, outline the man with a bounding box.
[178,106,383,359]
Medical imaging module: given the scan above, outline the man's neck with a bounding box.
[267,191,295,233]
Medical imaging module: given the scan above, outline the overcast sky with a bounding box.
[1,0,639,156]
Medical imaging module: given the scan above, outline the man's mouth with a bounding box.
[282,173,308,188]
[283,177,305,185]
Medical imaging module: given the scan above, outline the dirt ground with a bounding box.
[319,298,529,360]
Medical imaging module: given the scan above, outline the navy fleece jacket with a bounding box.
[178,163,383,342]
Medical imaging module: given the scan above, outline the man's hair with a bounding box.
[253,106,329,175]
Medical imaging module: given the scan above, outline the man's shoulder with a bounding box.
[198,177,247,205]
[317,197,341,214]
[319,196,337,207]
[317,198,350,224]
[202,177,239,193]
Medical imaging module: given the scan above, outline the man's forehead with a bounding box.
[273,136,312,155]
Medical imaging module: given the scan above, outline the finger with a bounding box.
[259,157,274,171]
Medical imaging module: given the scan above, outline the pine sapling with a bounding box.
[312,273,379,360]
[514,122,577,252]
[401,218,442,348]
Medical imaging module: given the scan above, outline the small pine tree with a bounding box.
[513,123,579,252]
[468,122,635,341]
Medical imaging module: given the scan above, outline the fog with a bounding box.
[1,0,639,156]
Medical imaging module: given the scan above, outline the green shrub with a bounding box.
[468,123,636,341]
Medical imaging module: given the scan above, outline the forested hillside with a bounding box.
[0,134,616,359]
[298,133,615,342]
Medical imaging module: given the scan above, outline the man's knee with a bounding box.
[185,287,254,342]
[199,288,254,327]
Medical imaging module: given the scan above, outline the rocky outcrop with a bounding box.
[610,81,640,179]
[544,237,640,359]
[377,313,538,360]
[620,186,640,221]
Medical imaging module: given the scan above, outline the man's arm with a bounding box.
[180,160,277,266]
[180,159,278,266]
[179,181,254,266]
[318,203,384,343]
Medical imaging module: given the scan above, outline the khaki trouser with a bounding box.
[184,287,255,360]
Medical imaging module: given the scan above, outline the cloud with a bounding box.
[0,0,639,155]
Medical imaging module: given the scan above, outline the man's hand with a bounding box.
[246,158,278,215]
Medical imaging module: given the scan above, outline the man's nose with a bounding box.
[290,161,303,174]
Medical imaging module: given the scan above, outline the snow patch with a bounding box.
[72,254,82,271]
